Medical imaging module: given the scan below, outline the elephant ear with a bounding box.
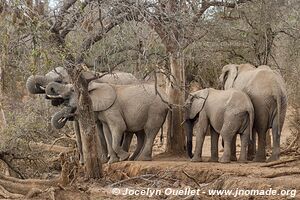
[189,89,209,119]
[220,64,238,89]
[88,82,117,112]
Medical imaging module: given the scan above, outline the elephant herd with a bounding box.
[26,63,287,164]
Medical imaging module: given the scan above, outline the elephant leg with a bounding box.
[73,120,84,165]
[96,121,108,163]
[239,133,249,162]
[253,129,267,162]
[103,123,118,164]
[136,127,160,161]
[230,135,237,161]
[130,131,145,161]
[239,126,250,162]
[191,121,208,162]
[248,130,256,161]
[110,128,130,161]
[219,135,233,163]
[219,120,239,163]
[122,132,134,152]
[267,120,281,162]
[209,127,219,162]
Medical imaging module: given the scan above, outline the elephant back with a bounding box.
[96,72,137,85]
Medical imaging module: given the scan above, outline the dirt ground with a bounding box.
[16,109,300,200]
[65,108,299,200]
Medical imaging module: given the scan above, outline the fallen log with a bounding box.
[29,141,73,153]
[261,157,300,167]
[0,153,70,198]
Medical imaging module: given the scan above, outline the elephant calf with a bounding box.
[185,88,254,163]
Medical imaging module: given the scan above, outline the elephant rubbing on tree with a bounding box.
[185,88,254,163]
[26,67,138,164]
[46,81,169,163]
[219,64,287,162]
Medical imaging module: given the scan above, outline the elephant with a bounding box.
[26,67,137,95]
[185,88,254,163]
[46,81,169,163]
[219,64,287,162]
[26,67,138,164]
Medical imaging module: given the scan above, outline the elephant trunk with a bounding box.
[185,119,194,158]
[45,82,73,99]
[51,107,75,129]
[26,75,52,94]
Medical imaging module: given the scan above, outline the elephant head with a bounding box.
[51,106,76,129]
[186,89,209,120]
[219,64,239,90]
[219,63,256,89]
[26,67,70,94]
[185,89,209,158]
[48,82,117,129]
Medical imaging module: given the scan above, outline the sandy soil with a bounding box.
[30,108,299,200]
[83,108,299,200]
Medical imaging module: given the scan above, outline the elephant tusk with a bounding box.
[39,86,45,90]
[58,117,67,123]
[46,94,63,99]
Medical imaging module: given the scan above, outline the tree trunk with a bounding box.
[68,66,103,179]
[166,52,186,154]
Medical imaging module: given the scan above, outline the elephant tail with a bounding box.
[248,106,254,142]
[276,95,281,137]
[185,119,194,158]
[275,93,286,136]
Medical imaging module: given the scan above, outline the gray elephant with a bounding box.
[185,88,254,163]
[219,64,287,162]
[46,81,169,163]
[26,67,138,163]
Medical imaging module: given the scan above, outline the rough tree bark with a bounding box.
[146,0,252,155]
[166,52,186,154]
[67,65,103,179]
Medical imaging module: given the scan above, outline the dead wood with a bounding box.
[29,141,73,153]
[0,185,24,199]
[109,174,157,187]
[182,170,201,188]
[50,136,77,149]
[261,156,300,167]
[263,171,300,178]
[0,153,71,197]
[281,134,299,154]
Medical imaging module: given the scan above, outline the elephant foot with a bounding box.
[230,156,237,161]
[219,156,230,163]
[118,151,130,161]
[253,155,266,162]
[266,155,279,162]
[108,156,119,164]
[238,158,248,163]
[209,157,218,162]
[191,156,202,162]
[247,154,255,161]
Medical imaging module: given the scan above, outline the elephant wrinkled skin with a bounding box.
[219,64,287,162]
[26,67,139,164]
[185,88,254,163]
[48,82,169,163]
